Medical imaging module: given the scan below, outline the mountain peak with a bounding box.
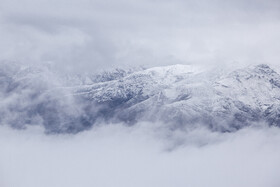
[253,64,276,74]
[1,62,280,133]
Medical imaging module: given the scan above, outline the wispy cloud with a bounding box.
[0,0,280,72]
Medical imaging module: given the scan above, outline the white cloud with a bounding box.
[1,1,280,186]
[0,124,280,187]
[0,0,280,72]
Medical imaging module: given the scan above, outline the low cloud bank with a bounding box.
[0,123,280,187]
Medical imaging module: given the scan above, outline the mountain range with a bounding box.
[1,62,280,133]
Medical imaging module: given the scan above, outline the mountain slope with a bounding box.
[1,62,280,133]
[75,64,280,132]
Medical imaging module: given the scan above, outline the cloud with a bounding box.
[0,124,280,187]
[1,1,280,186]
[0,0,280,72]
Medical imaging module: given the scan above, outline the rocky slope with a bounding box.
[1,62,280,133]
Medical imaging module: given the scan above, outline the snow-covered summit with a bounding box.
[75,63,280,131]
[1,62,280,133]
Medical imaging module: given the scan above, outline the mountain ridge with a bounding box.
[1,62,280,133]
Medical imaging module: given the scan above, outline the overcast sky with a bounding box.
[0,0,280,72]
[1,2,280,186]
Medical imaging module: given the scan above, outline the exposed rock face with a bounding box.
[1,62,280,133]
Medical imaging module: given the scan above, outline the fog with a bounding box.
[1,0,280,186]
[1,123,280,187]
[0,0,280,72]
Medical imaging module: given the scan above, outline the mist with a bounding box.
[1,123,280,187]
[0,0,280,72]
[1,0,280,186]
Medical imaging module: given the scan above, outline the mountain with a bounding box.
[1,62,280,133]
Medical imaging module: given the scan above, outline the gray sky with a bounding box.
[0,0,280,72]
[1,2,280,186]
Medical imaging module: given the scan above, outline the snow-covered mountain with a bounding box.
[1,62,280,133]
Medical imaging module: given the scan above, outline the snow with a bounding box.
[1,62,280,133]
